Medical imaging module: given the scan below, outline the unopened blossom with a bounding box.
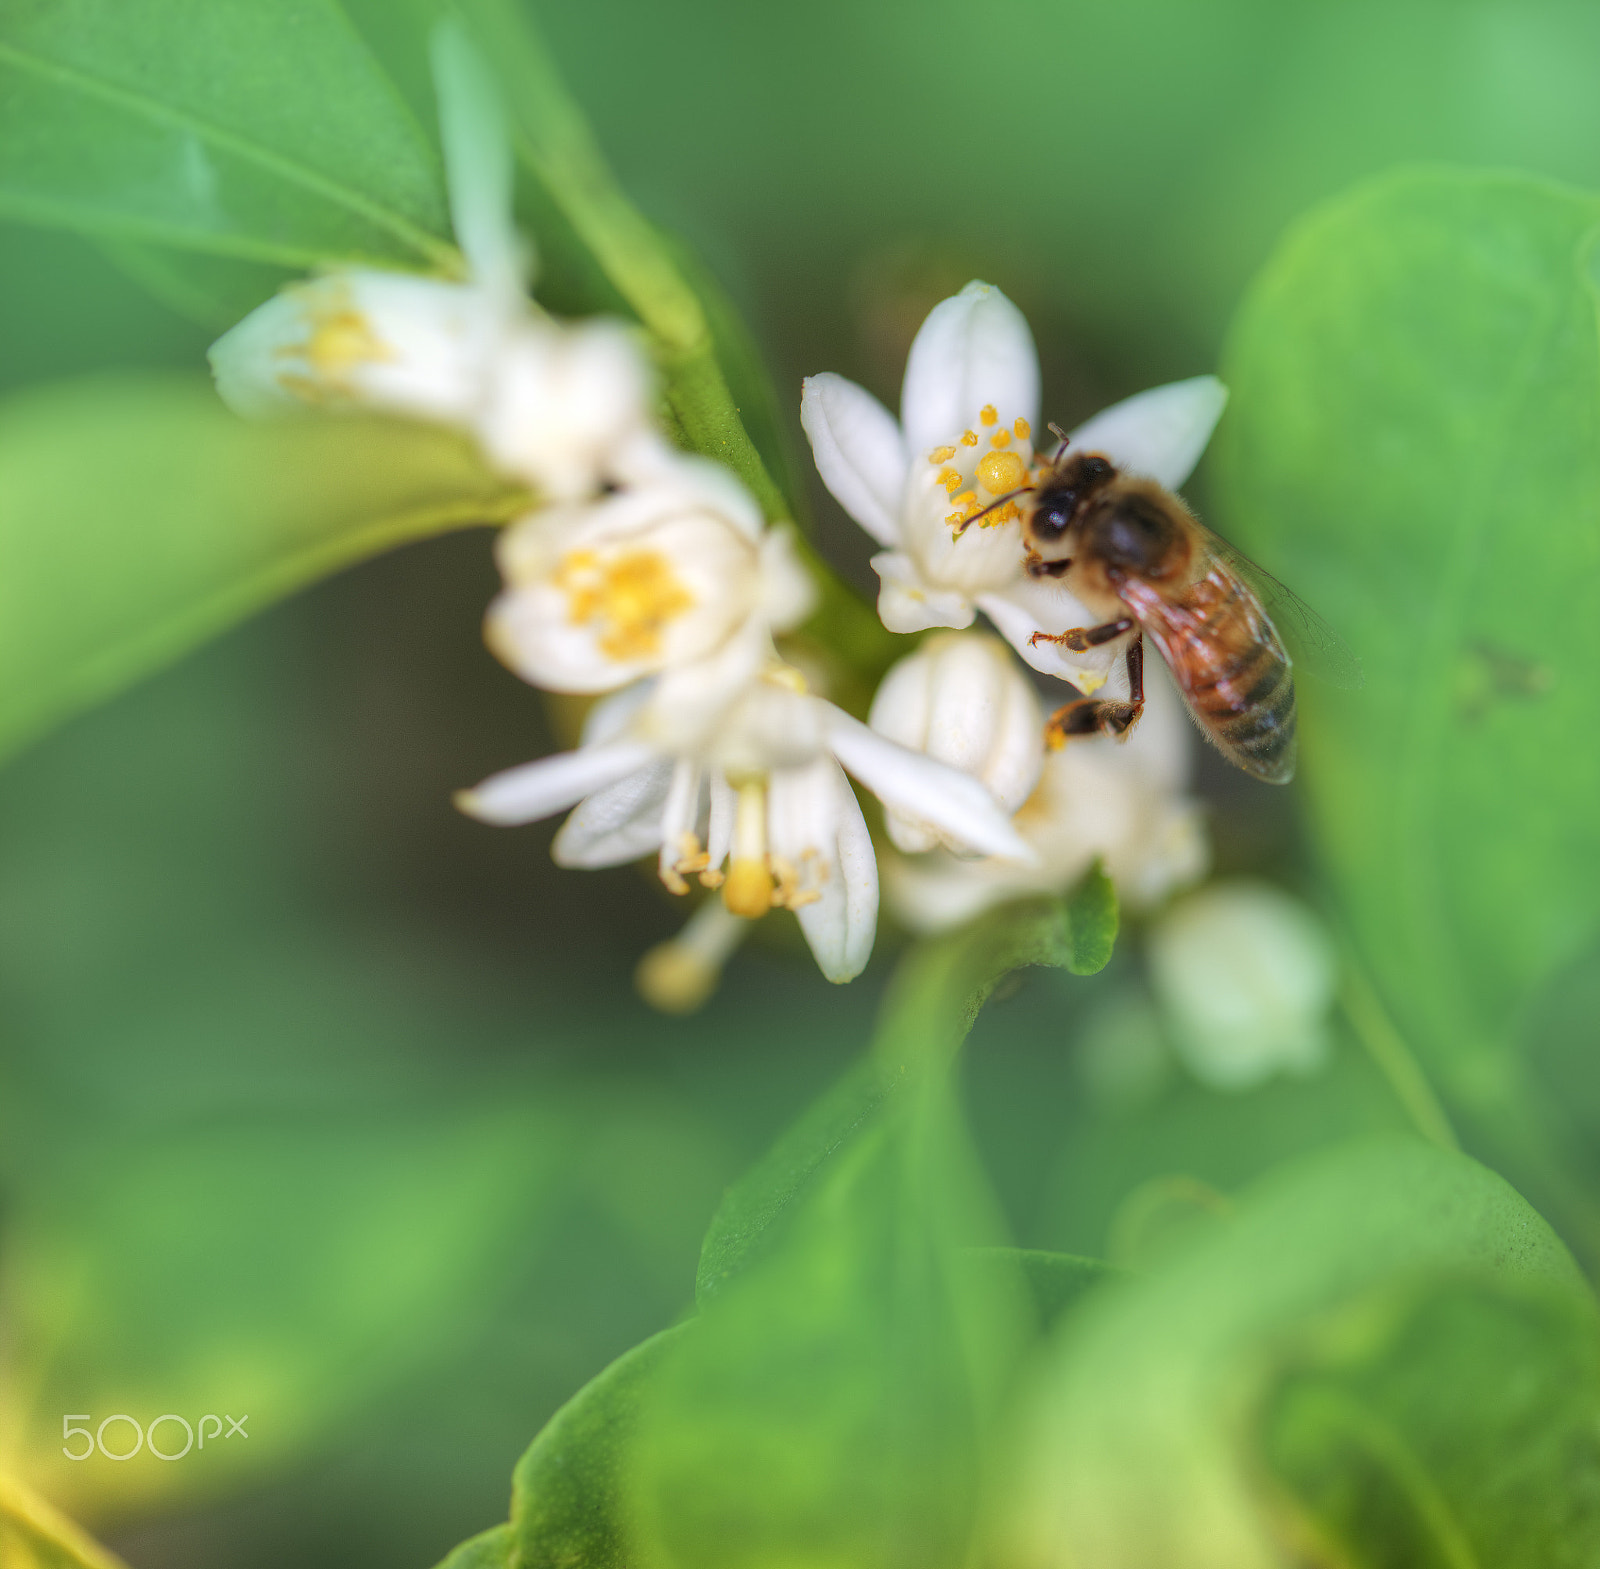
[883,661,1208,933]
[801,280,1228,691]
[868,631,1044,854]
[485,453,814,707]
[208,22,654,500]
[1146,880,1336,1090]
[456,662,1034,984]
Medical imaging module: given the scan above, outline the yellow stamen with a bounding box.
[960,429,979,446]
[976,450,1027,495]
[1014,416,1031,440]
[985,499,1022,526]
[553,548,695,663]
[723,779,774,918]
[979,404,998,426]
[937,466,962,493]
[636,943,719,1014]
[927,445,957,464]
[990,426,1012,449]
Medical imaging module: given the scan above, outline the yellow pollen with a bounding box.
[960,429,979,446]
[938,467,962,493]
[977,449,1027,495]
[987,500,1022,526]
[553,548,694,663]
[1014,417,1031,439]
[946,510,967,529]
[990,427,1012,448]
[979,404,998,426]
[928,445,957,464]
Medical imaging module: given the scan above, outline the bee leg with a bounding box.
[1027,616,1134,652]
[1043,636,1146,748]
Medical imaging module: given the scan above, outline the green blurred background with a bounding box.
[5,1,1600,1564]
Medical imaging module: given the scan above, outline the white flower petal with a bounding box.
[553,757,675,867]
[430,19,526,301]
[975,585,1119,689]
[800,373,908,546]
[871,551,977,634]
[769,758,878,984]
[824,708,1035,863]
[757,525,820,633]
[883,850,1022,935]
[706,770,736,870]
[456,738,657,826]
[579,679,656,746]
[656,758,706,886]
[901,281,1040,456]
[1068,375,1228,491]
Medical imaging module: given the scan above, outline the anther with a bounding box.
[961,430,979,446]
[1014,417,1031,440]
[979,404,998,426]
[938,467,962,493]
[927,445,957,464]
[990,427,1012,448]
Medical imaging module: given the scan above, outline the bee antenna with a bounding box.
[1046,422,1070,462]
[955,485,1034,535]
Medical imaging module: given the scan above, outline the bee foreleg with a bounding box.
[1028,616,1134,652]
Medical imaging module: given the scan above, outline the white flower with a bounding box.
[868,631,1044,854]
[208,22,653,501]
[455,663,1034,984]
[485,453,814,700]
[1147,880,1336,1090]
[800,280,1228,691]
[883,660,1208,933]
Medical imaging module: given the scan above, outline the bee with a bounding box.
[984,432,1360,783]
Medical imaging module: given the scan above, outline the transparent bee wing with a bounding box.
[1199,524,1365,690]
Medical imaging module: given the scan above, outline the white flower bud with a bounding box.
[868,631,1043,853]
[1147,880,1337,1091]
[208,271,500,423]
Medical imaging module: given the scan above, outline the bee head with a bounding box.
[1027,453,1115,550]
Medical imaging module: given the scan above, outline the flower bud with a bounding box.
[208,271,499,423]
[1147,879,1336,1090]
[868,632,1043,853]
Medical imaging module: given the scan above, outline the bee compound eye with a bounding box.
[1032,503,1073,539]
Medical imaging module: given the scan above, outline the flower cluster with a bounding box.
[206,27,1253,1010]
[207,25,1030,994]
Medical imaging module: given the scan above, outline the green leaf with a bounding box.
[695,899,1075,1302]
[1213,168,1600,1095]
[1265,1277,1600,1569]
[961,1247,1117,1330]
[430,1524,514,1569]
[0,0,453,268]
[994,1136,1588,1569]
[0,373,524,762]
[508,1326,691,1569]
[1064,861,1118,976]
[631,1081,1023,1569]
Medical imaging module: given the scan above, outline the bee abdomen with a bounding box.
[1192,641,1297,783]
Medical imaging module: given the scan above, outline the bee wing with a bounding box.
[1195,524,1365,690]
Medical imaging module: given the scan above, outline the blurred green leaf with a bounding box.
[962,1247,1116,1331]
[0,1474,128,1569]
[96,240,293,330]
[0,0,453,268]
[5,1102,572,1516]
[508,1326,690,1569]
[431,1524,514,1569]
[630,1081,1021,1569]
[1064,862,1118,976]
[996,1136,1588,1569]
[1214,168,1600,1100]
[1265,1277,1600,1569]
[695,899,1074,1302]
[0,373,524,763]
